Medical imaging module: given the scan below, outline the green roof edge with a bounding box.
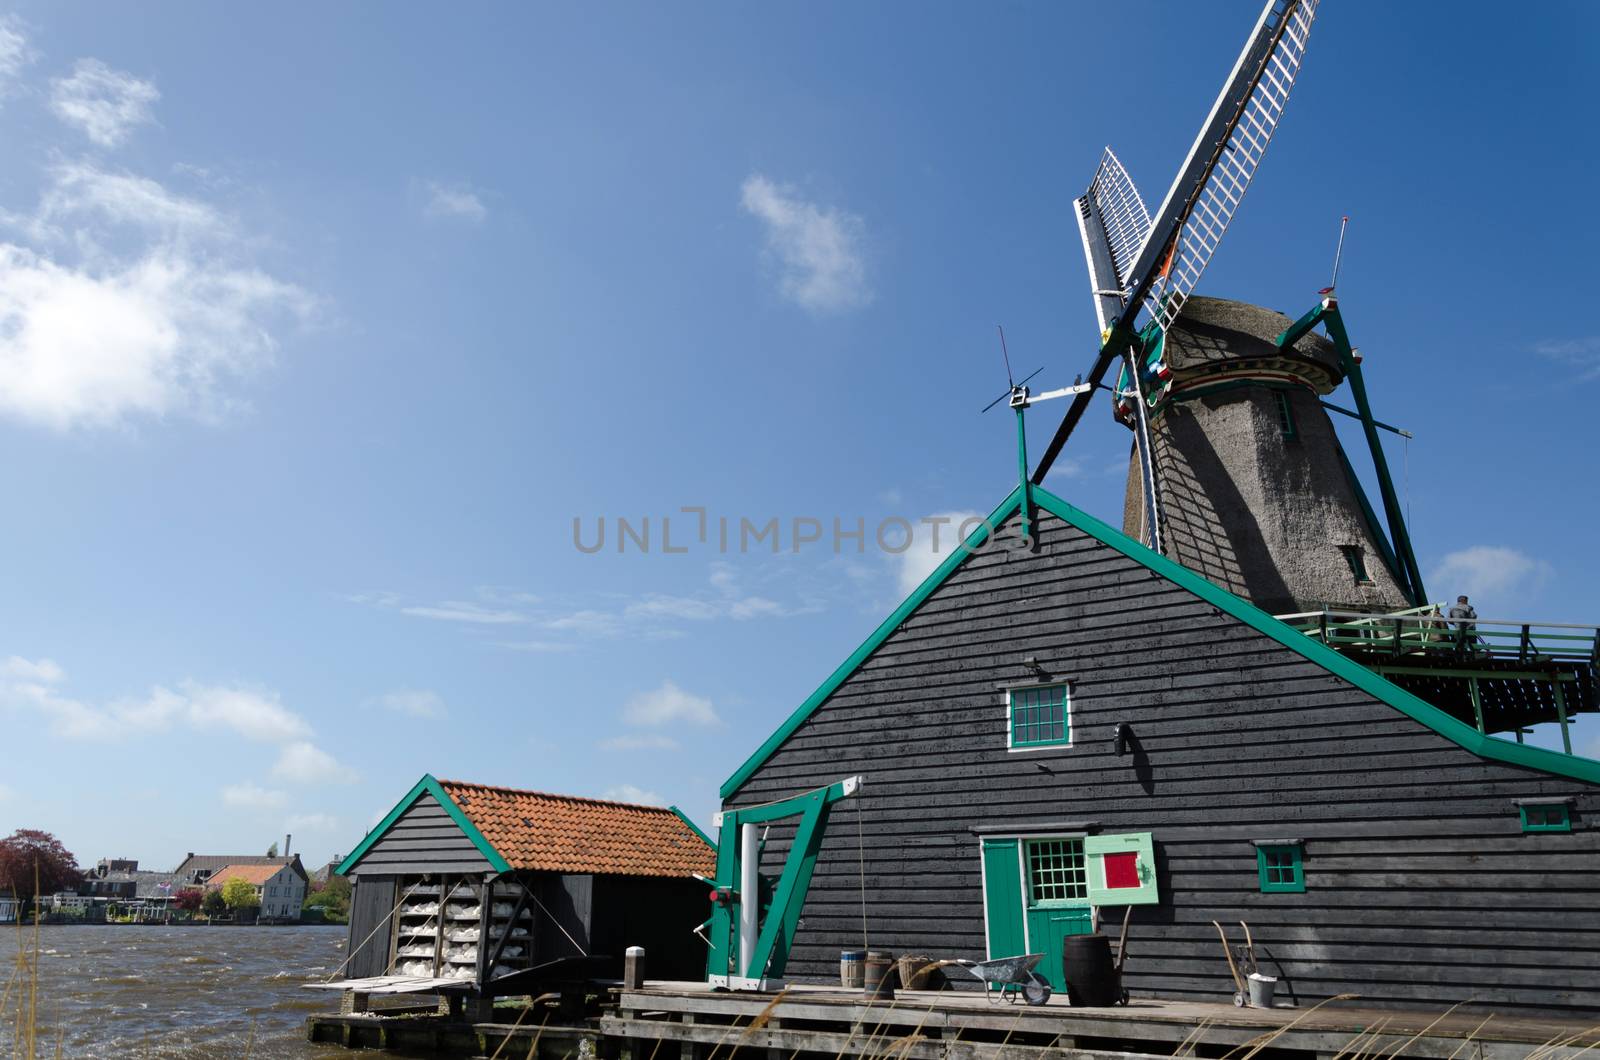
[337,773,512,876]
[720,485,1600,800]
[721,487,1025,798]
[670,805,717,853]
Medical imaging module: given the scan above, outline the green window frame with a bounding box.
[1008,684,1070,749]
[1274,390,1297,440]
[1024,838,1088,906]
[1255,843,1305,893]
[1339,545,1371,584]
[1519,802,1572,833]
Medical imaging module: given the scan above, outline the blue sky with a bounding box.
[0,2,1595,872]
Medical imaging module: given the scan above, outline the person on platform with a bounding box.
[1447,595,1481,652]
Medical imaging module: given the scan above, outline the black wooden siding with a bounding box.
[346,791,493,878]
[724,510,1600,1013]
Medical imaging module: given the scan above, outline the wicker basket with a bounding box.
[896,954,941,991]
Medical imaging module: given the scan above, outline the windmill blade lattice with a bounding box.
[1135,0,1319,335]
[1085,148,1152,296]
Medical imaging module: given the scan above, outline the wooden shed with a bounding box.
[337,775,715,993]
[719,485,1600,1013]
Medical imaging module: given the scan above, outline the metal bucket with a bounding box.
[840,950,865,989]
[1247,972,1278,1008]
[863,951,897,999]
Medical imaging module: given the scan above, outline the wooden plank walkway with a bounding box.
[605,982,1600,1060]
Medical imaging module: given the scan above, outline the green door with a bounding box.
[1021,838,1093,990]
[982,836,1093,991]
[980,839,1026,961]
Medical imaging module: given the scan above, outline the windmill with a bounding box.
[1017,0,1430,617]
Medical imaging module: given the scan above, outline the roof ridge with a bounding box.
[437,777,676,812]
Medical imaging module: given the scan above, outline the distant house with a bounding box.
[0,889,16,924]
[310,858,345,886]
[174,852,307,888]
[207,862,309,920]
[336,775,715,993]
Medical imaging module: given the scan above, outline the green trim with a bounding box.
[670,805,717,852]
[336,774,512,876]
[1520,803,1572,833]
[1008,684,1071,748]
[720,488,1021,798]
[1256,843,1305,893]
[720,483,1600,801]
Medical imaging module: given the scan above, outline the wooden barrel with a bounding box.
[1061,935,1119,1006]
[863,951,897,999]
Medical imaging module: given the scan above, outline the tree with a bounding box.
[200,889,227,918]
[266,841,279,858]
[0,829,83,906]
[304,875,351,922]
[173,888,203,913]
[221,878,260,911]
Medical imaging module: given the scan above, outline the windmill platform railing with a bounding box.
[1276,607,1599,752]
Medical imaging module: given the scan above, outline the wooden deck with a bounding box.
[605,981,1600,1060]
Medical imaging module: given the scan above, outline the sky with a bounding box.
[0,2,1595,873]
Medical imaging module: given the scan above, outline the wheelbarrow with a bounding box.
[951,954,1052,1006]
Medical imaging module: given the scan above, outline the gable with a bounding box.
[337,776,507,877]
[722,485,1600,798]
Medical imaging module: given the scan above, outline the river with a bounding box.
[1,923,366,1058]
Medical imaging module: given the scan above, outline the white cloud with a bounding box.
[0,160,313,431]
[497,640,577,654]
[271,741,357,785]
[400,601,526,624]
[601,783,663,806]
[622,679,718,728]
[1534,336,1600,382]
[599,733,680,752]
[897,510,984,594]
[374,689,445,719]
[0,19,31,94]
[221,783,287,811]
[3,655,64,683]
[0,659,315,754]
[50,59,159,148]
[544,609,622,637]
[739,173,869,313]
[286,812,340,832]
[423,182,487,223]
[1430,546,1553,611]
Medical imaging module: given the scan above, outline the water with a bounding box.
[2,923,365,1058]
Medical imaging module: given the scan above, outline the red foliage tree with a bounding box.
[0,829,84,900]
[172,888,204,913]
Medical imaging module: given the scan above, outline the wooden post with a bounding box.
[1468,677,1485,734]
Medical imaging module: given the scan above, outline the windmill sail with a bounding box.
[1077,148,1152,334]
[1122,0,1319,336]
[1033,0,1319,484]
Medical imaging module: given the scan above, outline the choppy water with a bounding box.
[1,923,365,1058]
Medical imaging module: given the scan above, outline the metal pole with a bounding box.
[1015,406,1032,546]
[1468,676,1485,735]
[738,821,759,979]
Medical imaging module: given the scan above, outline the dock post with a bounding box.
[624,945,646,989]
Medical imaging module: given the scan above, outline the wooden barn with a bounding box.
[717,485,1599,1013]
[336,775,715,994]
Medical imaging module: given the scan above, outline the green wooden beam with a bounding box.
[1319,305,1427,606]
[1275,301,1327,350]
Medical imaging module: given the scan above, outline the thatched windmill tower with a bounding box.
[1116,295,1415,616]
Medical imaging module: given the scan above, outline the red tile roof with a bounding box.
[208,863,285,887]
[436,779,715,878]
